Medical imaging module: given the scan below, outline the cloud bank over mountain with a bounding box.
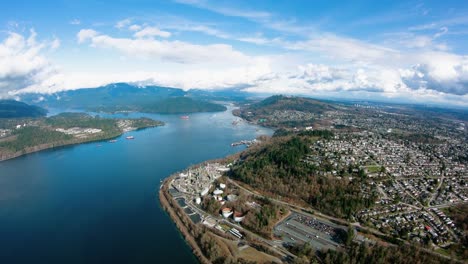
[0,1,467,106]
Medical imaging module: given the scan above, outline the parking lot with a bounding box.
[274,212,346,251]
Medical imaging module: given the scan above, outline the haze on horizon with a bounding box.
[0,0,467,107]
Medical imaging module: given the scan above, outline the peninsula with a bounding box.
[0,112,164,161]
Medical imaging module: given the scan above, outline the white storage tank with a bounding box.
[233,211,245,222]
[221,208,233,218]
[213,189,224,195]
[200,187,210,196]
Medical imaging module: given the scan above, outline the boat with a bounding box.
[109,139,117,143]
[126,136,134,140]
[180,115,190,120]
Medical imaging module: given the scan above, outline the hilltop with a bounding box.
[0,100,47,118]
[234,95,336,128]
[250,95,333,112]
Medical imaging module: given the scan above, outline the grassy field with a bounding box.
[365,165,382,173]
[238,246,282,263]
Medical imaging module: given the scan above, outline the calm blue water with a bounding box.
[0,106,272,264]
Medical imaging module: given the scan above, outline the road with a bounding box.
[226,177,462,263]
[165,177,296,261]
[219,219,297,259]
[183,192,296,259]
[429,201,466,209]
[429,175,445,204]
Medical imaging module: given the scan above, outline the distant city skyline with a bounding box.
[1,0,467,106]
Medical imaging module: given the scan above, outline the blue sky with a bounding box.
[0,0,467,106]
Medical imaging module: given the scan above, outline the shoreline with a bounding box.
[0,124,163,162]
[158,160,290,264]
[159,175,211,264]
[0,104,240,162]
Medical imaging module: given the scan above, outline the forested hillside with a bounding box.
[230,132,377,219]
[234,95,336,128]
[20,83,227,114]
[0,100,47,118]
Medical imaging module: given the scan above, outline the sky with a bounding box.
[0,0,467,106]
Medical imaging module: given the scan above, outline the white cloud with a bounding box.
[410,16,468,32]
[151,58,272,90]
[77,28,251,64]
[245,64,391,95]
[409,23,437,31]
[175,24,231,39]
[2,18,466,107]
[173,0,317,37]
[434,27,448,39]
[284,34,399,65]
[6,28,274,94]
[70,19,81,25]
[129,24,142,31]
[136,15,233,39]
[237,36,272,45]
[401,53,468,95]
[382,29,451,52]
[77,29,98,43]
[0,31,60,98]
[51,37,60,49]
[174,0,271,20]
[27,28,38,46]
[115,19,131,29]
[402,35,433,49]
[264,30,467,100]
[163,2,466,102]
[241,62,468,106]
[134,26,171,38]
[16,57,273,94]
[157,19,274,44]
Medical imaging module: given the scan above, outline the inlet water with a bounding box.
[0,107,272,264]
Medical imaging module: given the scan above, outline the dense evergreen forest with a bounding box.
[91,96,227,114]
[443,204,468,259]
[45,113,120,130]
[0,113,162,158]
[0,126,73,152]
[139,97,227,114]
[249,95,334,113]
[20,83,227,114]
[0,100,47,118]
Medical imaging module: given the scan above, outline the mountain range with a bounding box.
[0,100,47,118]
[18,83,253,113]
